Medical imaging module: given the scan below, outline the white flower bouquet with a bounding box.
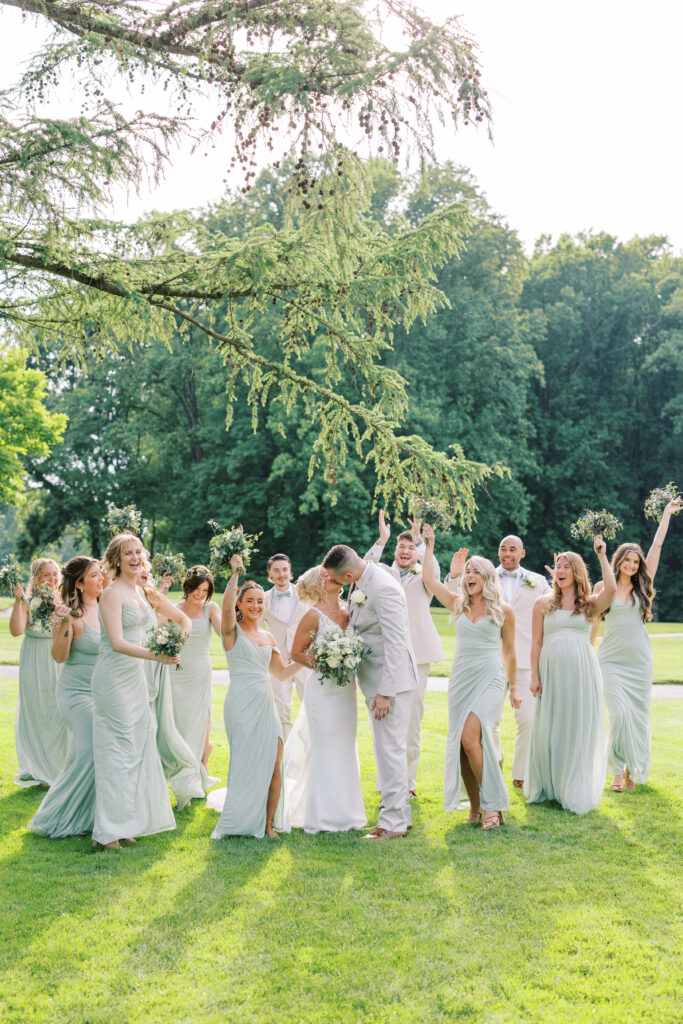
[309,627,365,687]
[150,552,186,586]
[207,520,261,578]
[144,621,188,671]
[106,502,142,536]
[569,509,622,542]
[28,582,57,632]
[0,554,21,597]
[644,482,680,522]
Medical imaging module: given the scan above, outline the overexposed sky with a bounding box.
[1,0,681,251]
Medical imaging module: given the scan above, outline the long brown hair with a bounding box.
[609,543,654,622]
[235,580,264,622]
[545,551,595,621]
[60,556,98,614]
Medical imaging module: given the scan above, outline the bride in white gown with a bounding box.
[284,566,367,833]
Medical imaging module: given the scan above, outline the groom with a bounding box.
[322,544,417,839]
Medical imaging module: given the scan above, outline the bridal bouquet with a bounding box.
[310,627,365,687]
[144,622,188,671]
[106,502,142,536]
[0,554,21,597]
[644,481,680,522]
[409,495,456,532]
[28,582,58,632]
[570,509,622,542]
[207,520,261,578]
[151,552,186,586]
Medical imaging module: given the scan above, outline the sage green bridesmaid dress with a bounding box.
[91,603,175,845]
[599,598,653,783]
[525,610,606,814]
[170,601,216,766]
[14,614,67,788]
[444,614,509,814]
[28,623,99,837]
[210,625,289,838]
[142,603,218,809]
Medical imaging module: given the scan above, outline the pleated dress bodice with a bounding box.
[599,598,653,783]
[59,622,100,693]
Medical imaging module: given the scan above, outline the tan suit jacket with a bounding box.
[348,561,417,700]
[496,567,550,670]
[365,547,444,664]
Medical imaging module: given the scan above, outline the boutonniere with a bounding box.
[409,564,422,576]
[522,574,537,589]
[350,589,367,607]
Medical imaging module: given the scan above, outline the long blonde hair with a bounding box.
[26,557,60,598]
[545,551,595,621]
[296,565,324,606]
[103,532,145,579]
[452,556,505,627]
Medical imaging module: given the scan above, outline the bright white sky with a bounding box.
[1,0,682,252]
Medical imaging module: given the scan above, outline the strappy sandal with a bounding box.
[481,811,505,830]
[466,810,482,825]
[610,777,624,792]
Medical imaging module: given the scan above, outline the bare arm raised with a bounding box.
[587,535,617,616]
[645,497,681,580]
[421,525,459,611]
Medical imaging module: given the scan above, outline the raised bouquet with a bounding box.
[0,554,21,598]
[151,552,186,586]
[408,495,456,532]
[309,626,365,687]
[207,520,261,578]
[106,502,142,536]
[570,509,622,542]
[644,481,680,522]
[28,582,57,631]
[144,621,188,671]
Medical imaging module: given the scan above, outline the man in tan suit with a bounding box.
[365,511,444,797]
[262,553,309,740]
[446,534,550,786]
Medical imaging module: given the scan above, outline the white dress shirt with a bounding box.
[497,565,523,604]
[270,584,297,624]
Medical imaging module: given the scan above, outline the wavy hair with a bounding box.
[137,558,164,612]
[182,565,215,601]
[295,565,324,606]
[60,556,99,614]
[235,580,265,622]
[452,556,505,627]
[609,543,654,622]
[545,551,595,621]
[26,557,61,598]
[103,532,146,579]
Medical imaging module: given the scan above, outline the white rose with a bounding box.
[350,589,367,606]
[30,597,41,610]
[327,656,341,668]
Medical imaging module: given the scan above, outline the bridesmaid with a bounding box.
[422,527,519,830]
[10,558,67,787]
[28,557,103,837]
[91,533,177,849]
[137,560,216,807]
[172,565,222,774]
[525,537,616,815]
[594,497,680,792]
[210,555,301,839]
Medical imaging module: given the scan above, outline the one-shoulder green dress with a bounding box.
[91,603,175,845]
[525,610,606,814]
[29,622,100,837]
[210,626,289,838]
[14,616,67,788]
[444,614,509,813]
[599,598,653,783]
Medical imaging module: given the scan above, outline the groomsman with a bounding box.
[262,553,309,740]
[446,534,550,786]
[365,511,444,797]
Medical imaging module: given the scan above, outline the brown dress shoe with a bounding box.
[363,827,407,840]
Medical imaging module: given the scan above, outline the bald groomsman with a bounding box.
[365,511,444,798]
[262,553,309,739]
[447,533,550,786]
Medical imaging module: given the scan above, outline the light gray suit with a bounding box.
[349,561,417,832]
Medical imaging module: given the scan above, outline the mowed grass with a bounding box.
[4,610,683,682]
[0,677,681,1024]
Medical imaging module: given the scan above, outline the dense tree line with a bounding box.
[5,163,682,616]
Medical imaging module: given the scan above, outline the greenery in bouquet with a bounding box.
[644,481,680,522]
[144,622,188,671]
[106,502,142,536]
[0,554,21,598]
[28,582,57,631]
[408,496,457,533]
[309,627,365,687]
[569,509,623,542]
[207,520,261,578]
[150,552,186,586]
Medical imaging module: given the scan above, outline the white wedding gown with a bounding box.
[284,609,367,833]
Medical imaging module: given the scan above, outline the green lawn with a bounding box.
[0,678,680,1023]
[4,611,681,681]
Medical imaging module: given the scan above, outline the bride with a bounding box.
[284,566,367,833]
